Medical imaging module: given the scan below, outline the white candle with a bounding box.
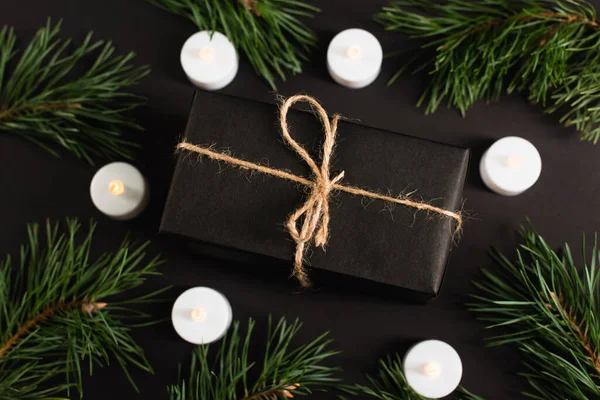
[327,28,382,89]
[180,31,239,91]
[172,287,233,344]
[480,136,542,196]
[403,340,462,399]
[90,162,149,220]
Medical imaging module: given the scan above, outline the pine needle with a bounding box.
[375,0,600,143]
[0,219,168,399]
[339,353,483,400]
[147,0,319,90]
[167,316,342,400]
[470,224,600,399]
[0,19,150,163]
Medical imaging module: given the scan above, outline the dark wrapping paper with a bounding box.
[160,90,470,301]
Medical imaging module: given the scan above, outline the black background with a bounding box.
[2,1,600,399]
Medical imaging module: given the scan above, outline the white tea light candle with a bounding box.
[172,287,233,344]
[480,136,542,196]
[403,340,463,399]
[90,162,149,220]
[181,31,238,91]
[327,28,382,89]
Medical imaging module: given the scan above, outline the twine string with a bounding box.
[177,94,462,287]
[279,95,346,285]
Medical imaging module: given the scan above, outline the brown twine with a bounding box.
[177,94,463,287]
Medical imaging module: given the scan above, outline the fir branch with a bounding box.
[340,354,425,400]
[0,219,168,399]
[167,317,341,400]
[375,0,600,143]
[470,225,600,399]
[547,291,600,373]
[147,0,319,90]
[0,20,150,163]
[0,298,96,360]
[339,354,483,400]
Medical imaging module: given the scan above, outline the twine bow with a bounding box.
[177,94,463,287]
[280,95,345,286]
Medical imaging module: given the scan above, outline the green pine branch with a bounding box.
[339,354,483,400]
[339,354,427,400]
[470,225,600,399]
[0,219,168,399]
[375,0,600,143]
[0,20,150,163]
[147,0,319,90]
[168,317,342,400]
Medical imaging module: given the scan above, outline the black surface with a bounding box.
[161,90,469,300]
[2,1,600,399]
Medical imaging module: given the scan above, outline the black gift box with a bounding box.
[160,90,470,301]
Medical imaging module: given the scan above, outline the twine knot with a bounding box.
[280,95,348,285]
[176,94,463,288]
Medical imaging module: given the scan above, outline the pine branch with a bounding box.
[0,20,150,163]
[339,354,483,400]
[167,317,341,400]
[147,0,319,90]
[340,354,426,400]
[547,292,600,373]
[0,298,101,360]
[375,0,600,143]
[470,224,600,399]
[0,219,168,399]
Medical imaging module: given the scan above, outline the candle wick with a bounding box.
[506,154,525,169]
[345,45,363,60]
[423,361,442,378]
[108,180,125,196]
[198,47,216,61]
[191,307,207,322]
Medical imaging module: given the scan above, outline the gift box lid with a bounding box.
[160,90,470,299]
